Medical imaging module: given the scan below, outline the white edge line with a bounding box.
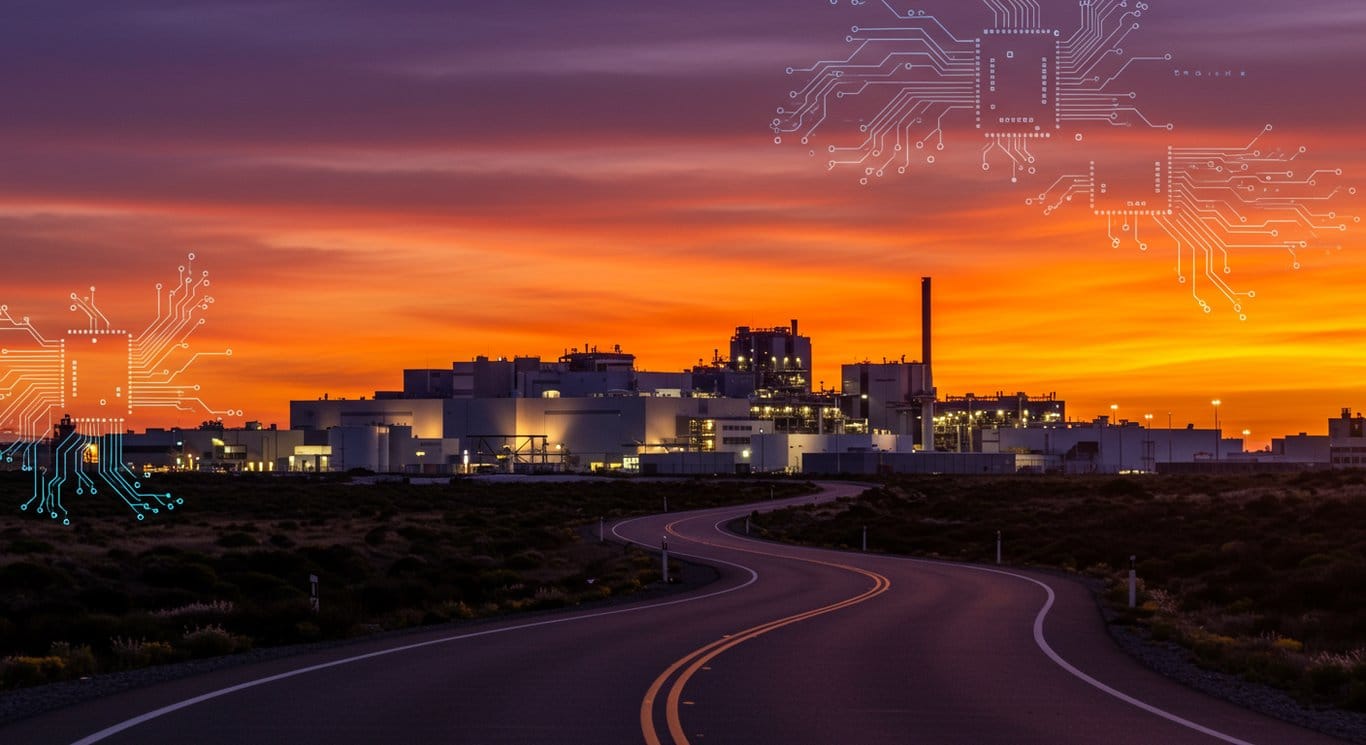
[70,513,763,745]
[717,525,1256,745]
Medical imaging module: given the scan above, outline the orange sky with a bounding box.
[2,1,1364,450]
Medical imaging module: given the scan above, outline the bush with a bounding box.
[0,656,66,688]
[49,642,96,677]
[109,638,177,670]
[179,625,248,658]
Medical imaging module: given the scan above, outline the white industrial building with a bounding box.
[291,395,752,473]
[981,418,1244,474]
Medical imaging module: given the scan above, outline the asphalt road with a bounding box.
[0,482,1348,744]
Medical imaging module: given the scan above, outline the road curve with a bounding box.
[0,482,1347,744]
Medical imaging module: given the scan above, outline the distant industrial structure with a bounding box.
[5,278,1361,477]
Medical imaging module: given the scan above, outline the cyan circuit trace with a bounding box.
[0,254,236,523]
[774,0,1358,317]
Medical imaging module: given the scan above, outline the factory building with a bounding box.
[981,418,1245,474]
[291,394,753,473]
[838,278,937,450]
[1270,434,1331,465]
[115,422,307,473]
[728,320,811,395]
[935,391,1066,452]
[841,360,934,443]
[1330,408,1366,467]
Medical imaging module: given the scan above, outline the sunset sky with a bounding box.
[3,0,1364,448]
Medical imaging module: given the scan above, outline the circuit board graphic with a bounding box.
[0,255,235,523]
[773,0,1358,316]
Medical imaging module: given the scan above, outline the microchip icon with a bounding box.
[66,330,133,422]
[1,254,235,523]
[980,30,1058,135]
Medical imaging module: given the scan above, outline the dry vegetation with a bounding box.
[751,471,1366,712]
[0,473,814,690]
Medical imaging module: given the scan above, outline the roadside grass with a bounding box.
[750,471,1366,712]
[0,473,814,690]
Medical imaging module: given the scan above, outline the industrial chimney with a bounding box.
[921,277,932,374]
[920,277,936,451]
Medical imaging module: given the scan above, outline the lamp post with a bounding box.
[1166,411,1173,463]
[1144,413,1154,472]
[1110,404,1120,473]
[1211,399,1222,461]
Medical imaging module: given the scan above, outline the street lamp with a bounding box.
[1110,404,1120,472]
[1144,414,1154,472]
[1211,399,1222,461]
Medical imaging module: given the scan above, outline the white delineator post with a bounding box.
[862,525,868,553]
[745,515,751,535]
[309,574,319,613]
[1129,555,1138,609]
[599,517,604,543]
[662,536,670,584]
[996,531,1002,565]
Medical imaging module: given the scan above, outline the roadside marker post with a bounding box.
[745,515,750,535]
[309,574,319,613]
[996,531,1002,565]
[664,496,668,513]
[662,536,670,584]
[1129,555,1138,609]
[599,517,604,543]
[862,525,868,553]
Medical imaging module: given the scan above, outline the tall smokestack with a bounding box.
[921,277,932,371]
[920,276,936,452]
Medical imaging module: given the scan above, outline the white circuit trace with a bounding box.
[773,0,1358,316]
[0,254,237,523]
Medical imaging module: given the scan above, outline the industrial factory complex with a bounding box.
[9,279,1366,477]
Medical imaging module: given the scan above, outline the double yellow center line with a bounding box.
[640,520,892,745]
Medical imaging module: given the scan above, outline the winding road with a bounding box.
[0,482,1347,744]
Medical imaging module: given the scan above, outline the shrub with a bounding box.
[49,642,97,677]
[1273,636,1305,654]
[152,600,235,620]
[0,656,65,688]
[109,638,177,669]
[179,624,248,658]
[1308,664,1351,697]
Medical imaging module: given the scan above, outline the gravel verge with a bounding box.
[1102,614,1366,744]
